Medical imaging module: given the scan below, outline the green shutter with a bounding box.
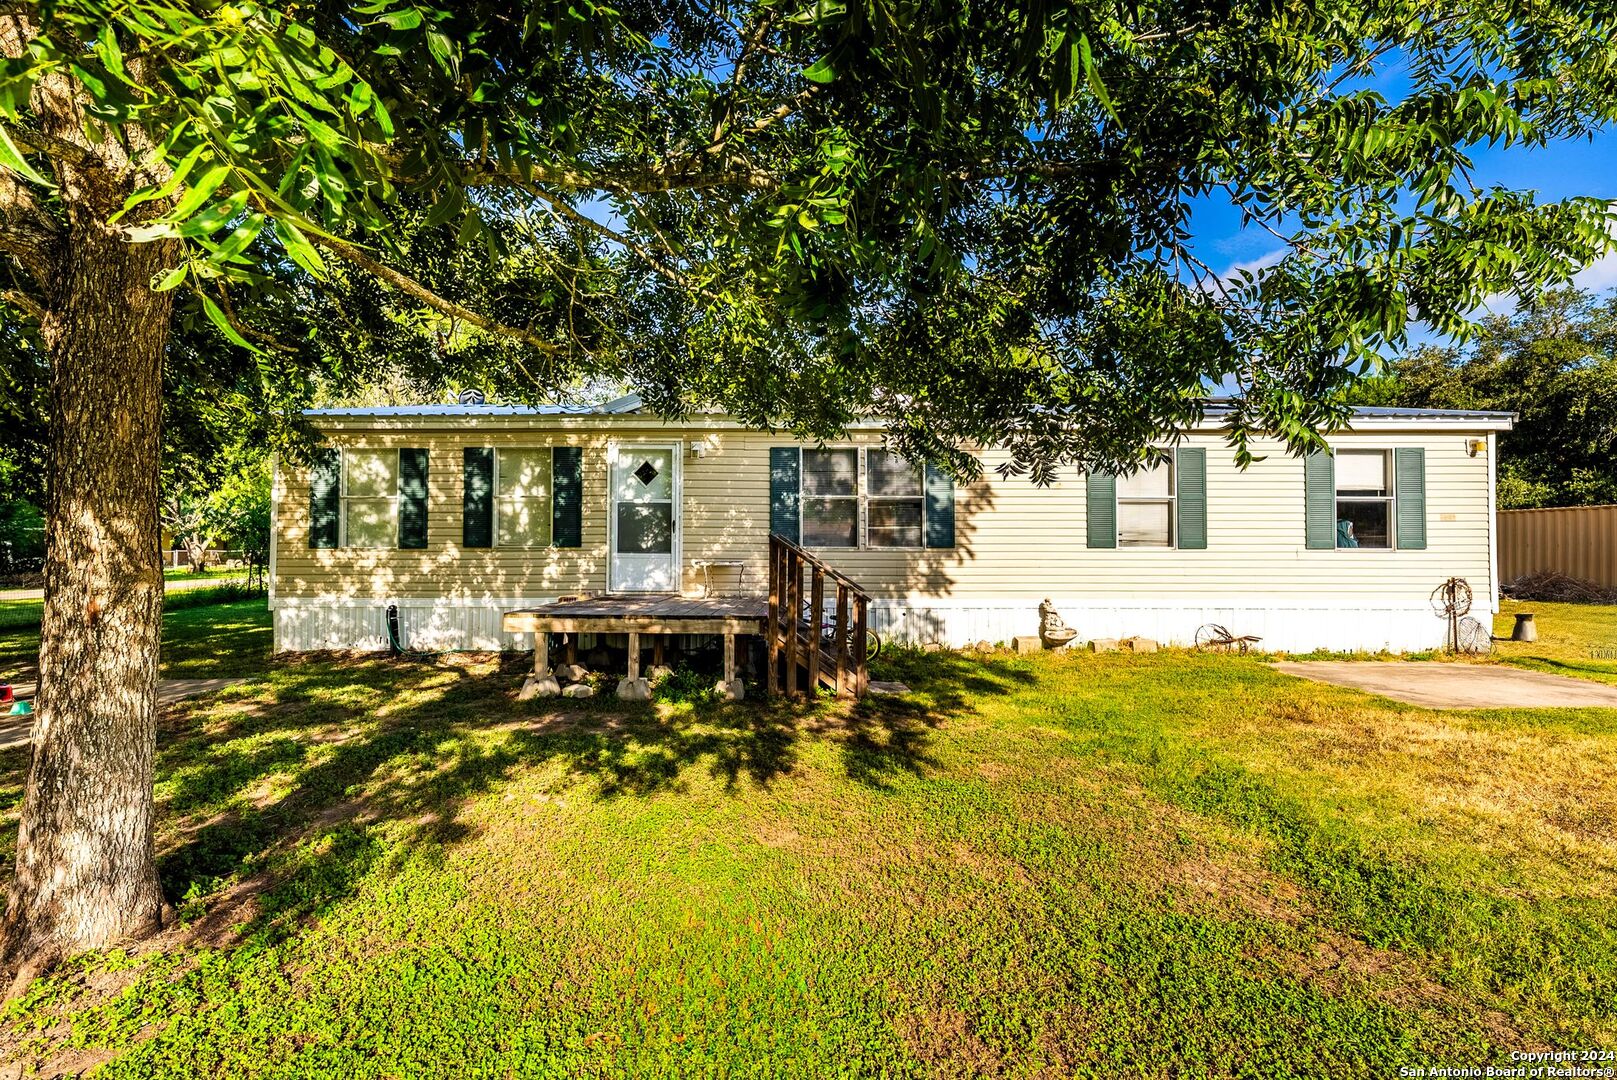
[1304,450,1336,550]
[551,445,583,548]
[769,447,800,543]
[1176,448,1207,550]
[1394,447,1427,550]
[924,462,955,548]
[308,447,340,549]
[462,448,493,548]
[398,448,429,549]
[1085,472,1116,549]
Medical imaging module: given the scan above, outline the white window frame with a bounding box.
[494,446,554,549]
[340,447,399,550]
[799,446,863,550]
[862,447,926,551]
[1334,448,1396,551]
[797,447,933,551]
[1116,454,1175,549]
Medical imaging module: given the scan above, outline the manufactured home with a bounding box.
[269,398,1511,663]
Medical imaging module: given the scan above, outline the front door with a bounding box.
[609,444,679,592]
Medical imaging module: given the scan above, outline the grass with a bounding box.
[0,589,270,681]
[0,605,1613,1076]
[1493,598,1617,685]
[163,566,249,581]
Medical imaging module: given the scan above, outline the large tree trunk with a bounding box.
[0,212,177,983]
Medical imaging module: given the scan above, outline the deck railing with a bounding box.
[766,534,870,699]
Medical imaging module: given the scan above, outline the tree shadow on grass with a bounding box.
[1,644,1042,955]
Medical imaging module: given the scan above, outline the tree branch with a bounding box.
[1,286,43,322]
[433,154,781,195]
[0,172,60,287]
[527,187,720,301]
[311,232,565,355]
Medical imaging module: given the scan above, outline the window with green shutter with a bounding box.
[770,446,957,549]
[552,446,584,548]
[398,448,429,549]
[1085,473,1117,549]
[308,447,341,549]
[1310,447,1427,550]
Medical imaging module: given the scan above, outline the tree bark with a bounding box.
[0,210,177,985]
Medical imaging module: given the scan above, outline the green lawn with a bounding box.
[0,589,269,680]
[1494,598,1617,685]
[0,603,1614,1076]
[163,566,249,579]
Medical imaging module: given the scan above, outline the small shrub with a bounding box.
[654,664,720,705]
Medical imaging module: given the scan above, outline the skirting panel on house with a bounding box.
[869,599,1469,654]
[273,595,1476,655]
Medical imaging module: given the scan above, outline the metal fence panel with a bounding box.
[1498,504,1617,589]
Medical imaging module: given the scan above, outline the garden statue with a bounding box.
[1039,599,1079,649]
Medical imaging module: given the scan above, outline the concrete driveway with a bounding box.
[1273,661,1617,710]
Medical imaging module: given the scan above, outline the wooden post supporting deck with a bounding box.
[807,570,823,694]
[627,632,641,680]
[767,542,781,695]
[723,634,736,686]
[532,631,550,676]
[834,584,849,698]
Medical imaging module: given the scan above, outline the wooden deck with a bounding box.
[502,594,767,637]
[502,594,768,692]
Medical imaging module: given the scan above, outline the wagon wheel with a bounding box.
[1195,624,1233,652]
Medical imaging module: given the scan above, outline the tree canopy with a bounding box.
[1362,287,1617,508]
[5,0,1615,478]
[3,0,1617,975]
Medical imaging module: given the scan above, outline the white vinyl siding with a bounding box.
[275,427,1495,610]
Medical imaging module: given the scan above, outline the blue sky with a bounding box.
[1185,136,1617,306]
[1182,53,1617,350]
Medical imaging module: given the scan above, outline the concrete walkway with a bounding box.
[0,575,246,602]
[1273,661,1617,710]
[0,678,245,750]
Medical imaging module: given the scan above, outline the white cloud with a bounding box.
[1195,247,1288,294]
[1572,248,1617,293]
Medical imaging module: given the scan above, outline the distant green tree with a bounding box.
[203,448,271,567]
[1371,288,1617,508]
[0,498,42,572]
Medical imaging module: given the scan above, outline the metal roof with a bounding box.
[303,393,644,418]
[302,395,1513,426]
[1199,401,1516,423]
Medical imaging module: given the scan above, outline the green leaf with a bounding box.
[273,219,327,278]
[166,164,232,223]
[375,9,423,30]
[152,264,189,292]
[802,57,835,84]
[179,191,252,238]
[211,213,267,262]
[200,293,261,353]
[0,123,50,187]
[1076,35,1116,121]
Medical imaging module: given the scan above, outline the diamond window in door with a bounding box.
[633,459,659,487]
